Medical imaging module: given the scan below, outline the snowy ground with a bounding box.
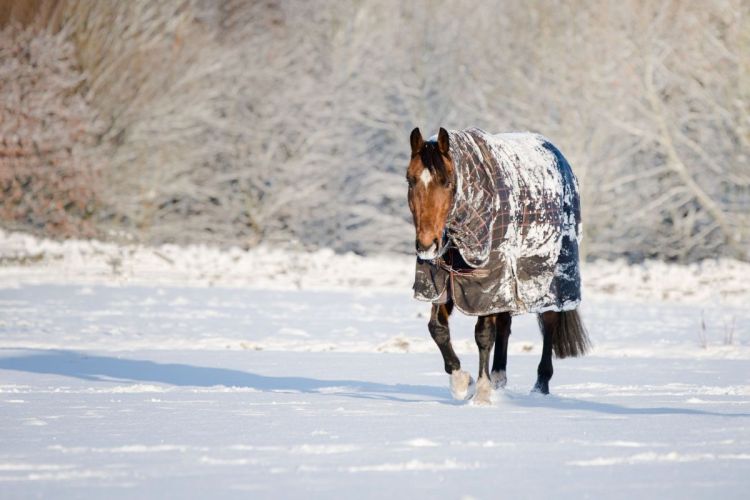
[1,231,749,498]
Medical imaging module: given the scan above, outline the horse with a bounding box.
[406,127,591,405]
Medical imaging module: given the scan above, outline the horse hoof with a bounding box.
[531,381,549,395]
[471,376,493,406]
[490,370,507,389]
[449,370,475,400]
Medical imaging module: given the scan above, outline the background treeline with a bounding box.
[1,0,748,262]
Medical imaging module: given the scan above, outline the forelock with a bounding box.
[419,142,446,179]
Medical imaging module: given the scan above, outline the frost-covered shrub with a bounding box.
[0,23,101,238]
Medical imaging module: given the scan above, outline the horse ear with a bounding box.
[437,127,449,156]
[410,127,424,155]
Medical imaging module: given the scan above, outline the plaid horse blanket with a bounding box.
[413,128,582,316]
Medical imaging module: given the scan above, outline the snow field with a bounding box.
[1,349,748,499]
[0,231,749,498]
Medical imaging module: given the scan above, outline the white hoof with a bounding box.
[471,376,493,406]
[490,370,507,389]
[449,370,475,400]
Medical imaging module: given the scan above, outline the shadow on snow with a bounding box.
[0,349,448,404]
[1,349,748,417]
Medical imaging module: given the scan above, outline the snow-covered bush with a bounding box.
[0,0,747,261]
[0,23,102,237]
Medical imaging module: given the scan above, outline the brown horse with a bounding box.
[406,127,590,404]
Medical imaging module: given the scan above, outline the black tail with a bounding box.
[538,309,591,359]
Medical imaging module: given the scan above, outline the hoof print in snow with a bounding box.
[490,370,507,389]
[449,370,475,400]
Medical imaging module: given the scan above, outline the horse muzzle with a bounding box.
[415,231,449,261]
[416,241,439,260]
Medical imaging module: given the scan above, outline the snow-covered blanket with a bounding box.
[413,128,582,316]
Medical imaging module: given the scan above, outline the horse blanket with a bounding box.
[413,128,582,316]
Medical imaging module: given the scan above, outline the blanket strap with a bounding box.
[435,255,491,278]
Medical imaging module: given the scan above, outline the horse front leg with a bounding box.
[473,315,497,405]
[490,312,511,389]
[428,301,473,400]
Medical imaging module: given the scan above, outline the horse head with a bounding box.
[406,127,455,260]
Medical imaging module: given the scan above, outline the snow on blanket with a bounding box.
[413,129,582,316]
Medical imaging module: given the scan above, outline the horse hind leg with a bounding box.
[490,312,511,389]
[472,315,497,405]
[428,302,474,400]
[533,312,556,395]
[534,309,592,395]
